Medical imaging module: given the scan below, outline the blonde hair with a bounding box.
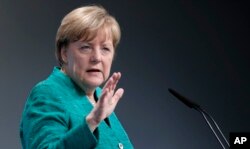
[55,5,121,66]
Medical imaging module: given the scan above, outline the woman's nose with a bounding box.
[90,49,101,63]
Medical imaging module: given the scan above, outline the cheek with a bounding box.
[103,57,113,77]
[68,55,87,76]
[70,54,86,68]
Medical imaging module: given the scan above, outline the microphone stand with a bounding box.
[194,106,229,149]
[168,88,230,149]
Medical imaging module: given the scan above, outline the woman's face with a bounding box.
[62,31,114,91]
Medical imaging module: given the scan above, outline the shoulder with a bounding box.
[23,79,66,114]
[30,78,60,99]
[25,75,67,108]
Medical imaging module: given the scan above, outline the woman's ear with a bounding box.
[61,47,68,64]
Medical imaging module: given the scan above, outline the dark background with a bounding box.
[0,0,249,148]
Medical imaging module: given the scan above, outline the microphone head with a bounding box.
[168,88,200,109]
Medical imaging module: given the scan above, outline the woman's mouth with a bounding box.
[86,69,102,74]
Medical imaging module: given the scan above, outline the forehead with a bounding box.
[80,28,113,44]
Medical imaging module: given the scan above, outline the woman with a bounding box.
[20,5,134,149]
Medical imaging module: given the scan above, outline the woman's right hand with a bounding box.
[86,72,124,132]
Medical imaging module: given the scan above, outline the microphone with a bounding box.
[168,88,200,109]
[168,88,230,149]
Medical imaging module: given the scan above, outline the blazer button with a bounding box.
[118,143,123,149]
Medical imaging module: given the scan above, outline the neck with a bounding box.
[60,67,96,98]
[85,90,96,106]
[85,90,95,99]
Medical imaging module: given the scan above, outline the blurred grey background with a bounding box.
[0,0,249,148]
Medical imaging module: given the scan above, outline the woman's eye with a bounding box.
[103,47,110,51]
[101,47,111,54]
[102,47,112,52]
[80,45,90,49]
[80,45,91,52]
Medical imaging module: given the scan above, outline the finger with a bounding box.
[105,72,120,90]
[111,72,121,90]
[100,87,115,104]
[103,73,115,90]
[111,88,124,105]
[98,88,109,104]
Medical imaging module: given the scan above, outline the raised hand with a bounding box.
[86,72,124,131]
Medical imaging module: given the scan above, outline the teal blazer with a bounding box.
[20,67,133,149]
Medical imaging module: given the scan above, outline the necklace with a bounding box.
[87,95,96,106]
[89,100,96,106]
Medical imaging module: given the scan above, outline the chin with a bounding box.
[86,80,104,88]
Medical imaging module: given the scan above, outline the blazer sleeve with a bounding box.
[20,86,98,149]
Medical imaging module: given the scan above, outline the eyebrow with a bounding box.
[102,42,113,47]
[78,41,113,46]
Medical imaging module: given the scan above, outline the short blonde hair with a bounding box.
[55,5,121,66]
